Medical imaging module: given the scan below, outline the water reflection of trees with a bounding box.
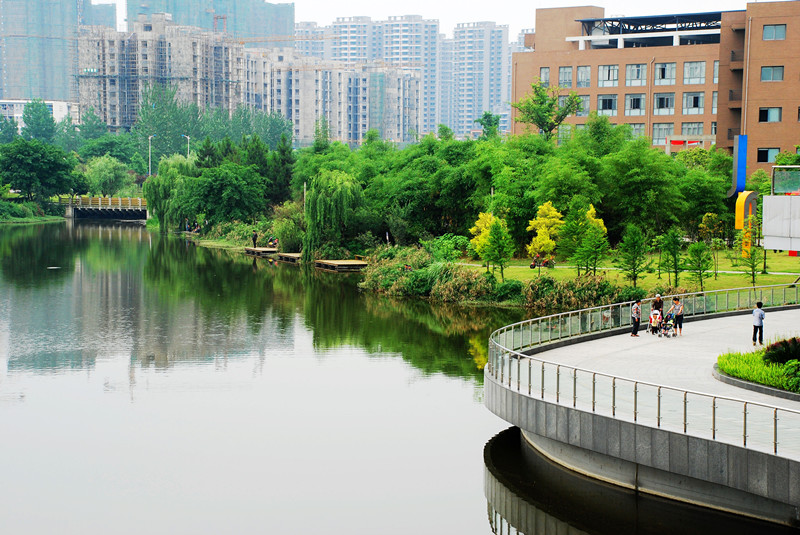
[0,223,83,287]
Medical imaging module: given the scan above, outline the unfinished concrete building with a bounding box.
[78,13,243,131]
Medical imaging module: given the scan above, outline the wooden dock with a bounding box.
[277,252,302,264]
[314,259,368,272]
[244,247,278,257]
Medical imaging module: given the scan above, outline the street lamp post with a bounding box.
[182,134,190,159]
[148,134,156,177]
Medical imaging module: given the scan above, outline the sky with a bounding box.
[95,0,753,39]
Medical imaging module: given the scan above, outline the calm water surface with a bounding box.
[0,221,523,534]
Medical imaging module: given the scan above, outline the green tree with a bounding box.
[483,218,516,282]
[733,217,764,287]
[197,162,266,226]
[79,107,108,140]
[86,155,131,196]
[685,242,713,291]
[79,133,136,164]
[267,133,294,205]
[469,212,496,272]
[132,84,201,164]
[0,115,19,144]
[558,197,606,274]
[313,117,331,153]
[54,116,82,153]
[21,99,56,143]
[614,223,652,288]
[302,168,363,260]
[661,227,685,287]
[512,82,581,141]
[0,138,73,200]
[526,201,563,273]
[570,224,610,276]
[475,111,501,140]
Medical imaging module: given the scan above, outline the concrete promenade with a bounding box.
[540,308,800,413]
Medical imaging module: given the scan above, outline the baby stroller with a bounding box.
[658,313,677,338]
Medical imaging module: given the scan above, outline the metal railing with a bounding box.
[487,283,800,458]
[58,196,147,208]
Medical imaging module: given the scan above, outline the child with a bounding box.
[648,308,661,335]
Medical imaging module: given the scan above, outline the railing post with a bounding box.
[528,360,532,396]
[657,386,662,427]
[612,377,616,417]
[541,362,545,399]
[712,397,716,439]
[683,392,688,433]
[634,382,638,422]
[556,365,561,403]
[573,369,577,408]
[743,402,748,447]
[592,373,596,412]
[773,408,778,454]
[516,356,520,392]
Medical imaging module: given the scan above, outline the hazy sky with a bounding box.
[96,0,752,39]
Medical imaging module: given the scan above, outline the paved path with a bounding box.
[527,308,800,457]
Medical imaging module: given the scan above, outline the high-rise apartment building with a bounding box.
[126,0,294,47]
[513,3,800,173]
[294,22,332,59]
[451,22,510,137]
[79,15,419,145]
[0,0,115,101]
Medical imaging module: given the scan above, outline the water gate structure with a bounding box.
[485,283,800,527]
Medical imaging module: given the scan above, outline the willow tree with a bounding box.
[302,169,363,260]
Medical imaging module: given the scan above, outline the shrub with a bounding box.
[524,275,618,314]
[649,284,691,298]
[783,360,800,393]
[616,285,648,303]
[763,337,800,366]
[494,279,524,303]
[717,349,786,389]
[429,266,494,302]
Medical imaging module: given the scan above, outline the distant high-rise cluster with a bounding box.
[293,16,513,138]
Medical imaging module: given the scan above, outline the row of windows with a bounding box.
[558,122,716,144]
[564,91,719,117]
[540,61,719,89]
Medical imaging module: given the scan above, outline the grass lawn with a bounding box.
[467,261,799,293]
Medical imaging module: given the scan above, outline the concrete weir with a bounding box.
[485,286,800,527]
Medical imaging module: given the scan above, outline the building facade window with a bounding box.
[597,94,617,115]
[629,123,645,137]
[625,63,646,86]
[655,62,676,85]
[577,95,590,116]
[711,121,717,135]
[683,61,705,84]
[624,93,645,116]
[761,66,784,81]
[757,148,780,162]
[712,91,718,114]
[682,122,703,136]
[557,125,572,144]
[652,123,674,145]
[763,24,786,40]
[713,60,719,84]
[558,66,573,88]
[654,92,675,115]
[540,67,550,87]
[682,92,704,115]
[577,66,591,88]
[598,65,618,87]
[759,107,782,122]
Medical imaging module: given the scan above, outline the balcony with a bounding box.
[730,50,744,70]
[728,89,742,108]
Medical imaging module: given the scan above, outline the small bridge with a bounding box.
[59,196,148,220]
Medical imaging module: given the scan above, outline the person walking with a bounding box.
[667,297,685,336]
[252,230,258,248]
[630,299,642,337]
[752,301,766,346]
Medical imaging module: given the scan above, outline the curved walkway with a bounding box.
[538,309,800,413]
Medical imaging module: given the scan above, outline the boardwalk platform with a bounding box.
[314,259,368,272]
[277,252,302,264]
[244,247,277,257]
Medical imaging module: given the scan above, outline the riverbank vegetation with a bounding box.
[718,337,800,393]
